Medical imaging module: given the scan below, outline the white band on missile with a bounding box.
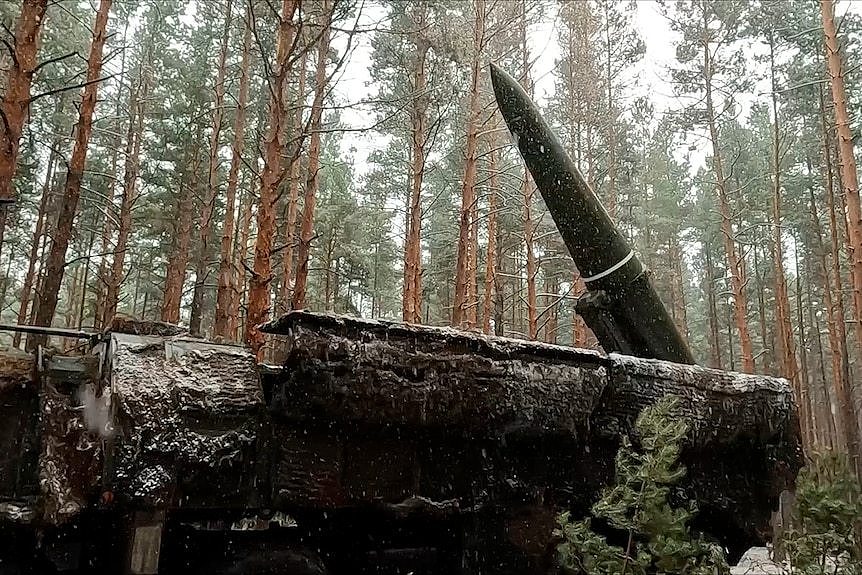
[581,250,634,283]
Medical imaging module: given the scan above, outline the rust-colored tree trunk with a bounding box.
[702,16,754,373]
[278,50,308,312]
[189,0,233,336]
[453,0,484,329]
[102,74,146,328]
[482,140,498,335]
[520,0,537,340]
[768,34,806,444]
[704,246,723,370]
[602,1,617,220]
[29,0,111,345]
[402,5,429,325]
[0,0,48,253]
[669,240,689,341]
[245,0,299,356]
[292,2,332,312]
[160,143,200,324]
[214,4,252,339]
[230,188,254,340]
[13,141,56,347]
[819,5,862,465]
[819,84,853,452]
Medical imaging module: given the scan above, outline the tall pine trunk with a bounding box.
[102,69,146,328]
[704,245,723,369]
[822,0,862,470]
[29,0,111,345]
[230,187,253,340]
[214,7,252,339]
[453,0,484,329]
[768,34,804,442]
[702,14,754,373]
[13,140,56,346]
[245,0,299,356]
[293,1,332,311]
[160,140,200,324]
[0,0,48,253]
[278,50,308,311]
[190,0,233,336]
[402,4,429,325]
[520,0,537,340]
[482,138,498,335]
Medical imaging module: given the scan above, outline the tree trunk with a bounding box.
[402,5,429,325]
[278,50,308,312]
[292,2,332,313]
[230,188,254,341]
[669,240,689,341]
[482,139,498,335]
[28,0,111,347]
[821,0,862,471]
[214,8,252,338]
[768,34,804,442]
[160,142,200,324]
[12,140,56,346]
[603,0,617,220]
[704,246,723,370]
[244,0,299,356]
[520,0,537,341]
[102,71,147,328]
[702,16,754,373]
[819,86,853,452]
[0,0,48,253]
[188,0,233,336]
[453,0,484,330]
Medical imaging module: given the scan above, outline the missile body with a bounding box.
[489,63,694,364]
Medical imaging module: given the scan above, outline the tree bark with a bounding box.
[702,13,754,373]
[519,1,537,340]
[602,0,617,220]
[402,4,429,325]
[767,33,804,443]
[102,71,147,329]
[29,0,111,346]
[13,140,56,347]
[482,139,498,335]
[160,141,200,324]
[0,0,48,254]
[821,0,862,472]
[230,187,254,341]
[704,246,722,370]
[214,7,252,339]
[245,0,299,356]
[453,0,484,330]
[278,50,307,312]
[292,2,332,312]
[189,0,233,336]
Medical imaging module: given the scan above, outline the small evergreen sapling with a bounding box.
[555,397,729,574]
[783,453,862,574]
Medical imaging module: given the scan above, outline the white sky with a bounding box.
[331,1,683,175]
[331,0,861,178]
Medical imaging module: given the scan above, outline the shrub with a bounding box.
[554,396,729,575]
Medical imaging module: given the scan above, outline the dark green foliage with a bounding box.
[555,397,729,575]
[784,454,862,574]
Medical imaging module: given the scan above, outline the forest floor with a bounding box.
[732,547,783,574]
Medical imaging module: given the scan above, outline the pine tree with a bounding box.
[555,397,729,575]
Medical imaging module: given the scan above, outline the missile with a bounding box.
[489,63,694,364]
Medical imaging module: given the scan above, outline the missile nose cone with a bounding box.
[488,63,522,126]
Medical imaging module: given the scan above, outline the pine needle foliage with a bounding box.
[555,396,729,575]
[784,453,862,574]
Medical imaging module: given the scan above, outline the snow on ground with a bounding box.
[732,548,784,575]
